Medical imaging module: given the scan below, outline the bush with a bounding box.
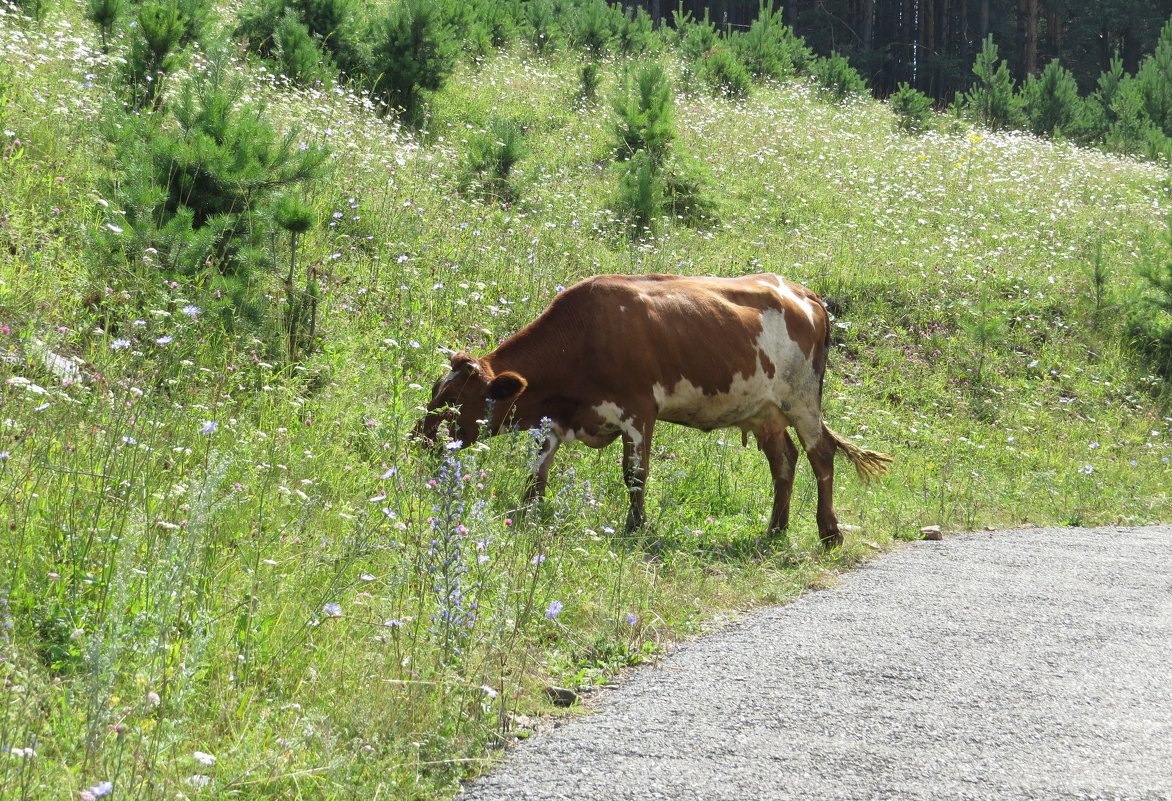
[697,46,752,98]
[1130,215,1172,381]
[813,51,868,103]
[889,82,935,134]
[572,0,614,56]
[672,6,718,63]
[961,35,1025,130]
[93,62,329,336]
[275,9,331,85]
[86,0,124,53]
[1022,59,1083,138]
[368,0,460,124]
[731,0,810,81]
[608,61,713,235]
[580,61,602,102]
[234,0,365,77]
[613,148,664,234]
[612,5,656,56]
[1135,17,1172,139]
[123,0,189,109]
[1106,76,1156,155]
[12,0,51,22]
[233,0,286,56]
[663,150,718,226]
[611,62,675,165]
[524,0,562,53]
[459,118,529,205]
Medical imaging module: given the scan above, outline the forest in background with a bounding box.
[647,0,1169,98]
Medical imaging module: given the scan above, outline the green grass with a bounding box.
[1,6,1170,801]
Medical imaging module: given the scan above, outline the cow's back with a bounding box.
[549,274,829,432]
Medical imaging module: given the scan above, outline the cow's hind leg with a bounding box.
[754,422,799,536]
[797,421,843,549]
[621,419,655,533]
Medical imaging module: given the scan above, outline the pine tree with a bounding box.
[962,35,1025,131]
[611,62,674,166]
[1023,59,1082,138]
[369,0,459,124]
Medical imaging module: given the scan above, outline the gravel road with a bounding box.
[461,526,1172,801]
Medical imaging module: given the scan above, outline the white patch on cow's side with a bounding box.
[757,274,816,326]
[535,434,560,471]
[619,305,627,313]
[652,308,823,444]
[592,401,643,449]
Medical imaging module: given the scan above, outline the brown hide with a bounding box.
[420,273,890,547]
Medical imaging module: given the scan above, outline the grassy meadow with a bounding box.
[1,3,1171,800]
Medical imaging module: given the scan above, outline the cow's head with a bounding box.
[414,352,527,448]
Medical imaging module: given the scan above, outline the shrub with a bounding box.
[611,62,675,165]
[613,148,665,234]
[672,5,718,63]
[889,82,935,134]
[524,0,562,53]
[612,5,655,56]
[1106,76,1156,155]
[608,61,713,235]
[1022,59,1082,138]
[731,0,810,81]
[1130,214,1172,381]
[580,61,602,102]
[234,0,364,77]
[123,0,189,109]
[368,0,460,124]
[86,0,124,53]
[275,8,330,85]
[572,0,614,56]
[435,0,492,57]
[961,35,1025,130]
[93,62,329,337]
[459,118,529,205]
[233,0,286,56]
[813,52,868,103]
[1135,17,1172,139]
[697,46,752,98]
[272,194,317,360]
[12,0,51,22]
[299,0,354,43]
[663,150,718,226]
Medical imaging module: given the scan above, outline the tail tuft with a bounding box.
[825,425,893,481]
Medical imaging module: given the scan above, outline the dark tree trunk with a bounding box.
[861,0,875,47]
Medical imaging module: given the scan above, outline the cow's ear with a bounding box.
[487,371,527,401]
[450,352,481,375]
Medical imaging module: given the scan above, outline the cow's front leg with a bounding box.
[523,434,561,505]
[621,420,654,532]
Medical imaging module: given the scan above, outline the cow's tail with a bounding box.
[824,425,893,481]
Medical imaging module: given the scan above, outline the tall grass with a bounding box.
[1,6,1170,801]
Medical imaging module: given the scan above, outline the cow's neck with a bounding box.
[484,324,582,429]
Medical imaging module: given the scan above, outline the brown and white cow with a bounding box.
[416,274,891,548]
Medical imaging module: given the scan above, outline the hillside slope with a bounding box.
[1,5,1170,800]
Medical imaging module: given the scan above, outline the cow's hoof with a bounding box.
[820,531,844,550]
